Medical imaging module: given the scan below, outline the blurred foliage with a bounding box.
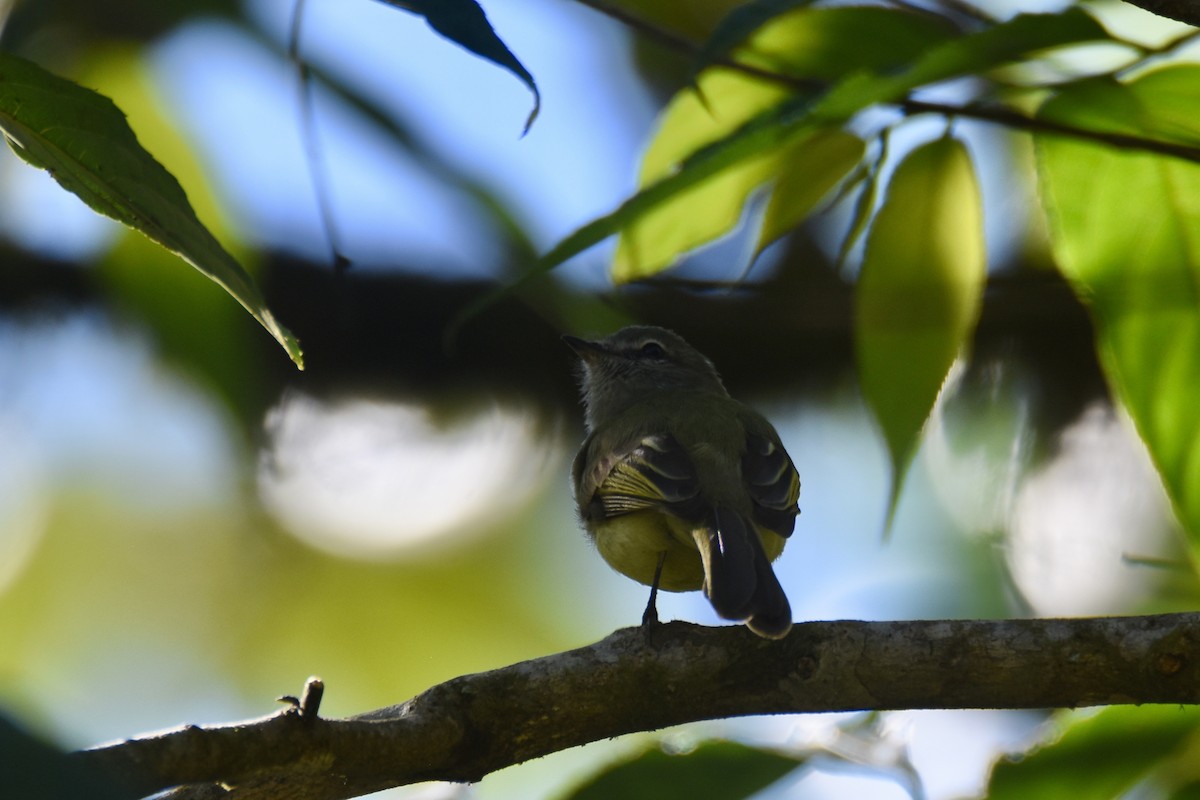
[987,707,1200,799]
[558,740,805,800]
[3,0,1200,798]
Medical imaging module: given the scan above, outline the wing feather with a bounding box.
[742,431,800,539]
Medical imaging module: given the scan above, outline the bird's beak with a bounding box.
[562,334,605,360]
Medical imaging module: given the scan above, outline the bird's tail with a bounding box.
[693,507,792,639]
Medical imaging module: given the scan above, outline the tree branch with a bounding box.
[77,614,1200,800]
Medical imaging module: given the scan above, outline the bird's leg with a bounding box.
[641,551,667,630]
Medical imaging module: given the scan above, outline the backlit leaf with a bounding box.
[756,128,865,254]
[988,706,1200,800]
[0,52,303,368]
[856,137,986,529]
[1036,65,1200,542]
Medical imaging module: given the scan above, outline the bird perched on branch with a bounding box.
[565,325,799,638]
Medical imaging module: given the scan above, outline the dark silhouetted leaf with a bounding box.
[376,0,540,133]
[560,740,805,800]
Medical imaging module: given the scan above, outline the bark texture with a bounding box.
[78,614,1200,800]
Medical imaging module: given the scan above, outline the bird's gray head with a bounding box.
[563,325,728,430]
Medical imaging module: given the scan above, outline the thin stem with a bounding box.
[289,0,350,273]
[900,97,1200,164]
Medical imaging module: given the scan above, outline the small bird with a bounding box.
[565,326,799,638]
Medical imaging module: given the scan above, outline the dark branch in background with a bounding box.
[572,0,1200,165]
[77,614,1200,800]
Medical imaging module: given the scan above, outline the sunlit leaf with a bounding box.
[376,0,540,133]
[756,128,864,255]
[612,68,794,282]
[815,8,1108,121]
[559,741,804,800]
[741,5,957,80]
[835,137,888,270]
[988,707,1200,800]
[470,7,1103,320]
[856,137,986,529]
[691,0,820,80]
[1037,66,1200,542]
[503,91,817,289]
[612,6,950,283]
[0,52,303,368]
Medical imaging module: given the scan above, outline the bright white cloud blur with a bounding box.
[258,393,562,558]
[1008,403,1177,615]
[924,359,1033,536]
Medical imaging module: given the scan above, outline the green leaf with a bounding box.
[612,69,795,282]
[544,92,817,284]
[741,6,958,80]
[691,0,821,80]
[756,127,865,255]
[376,0,540,133]
[612,6,954,283]
[835,135,889,270]
[856,137,986,530]
[0,52,303,368]
[1036,65,1200,541]
[988,706,1200,800]
[815,8,1109,121]
[559,740,804,800]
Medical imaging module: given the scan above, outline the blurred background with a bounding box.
[1,0,1198,798]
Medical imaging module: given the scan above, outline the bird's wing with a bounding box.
[577,433,701,520]
[741,430,801,539]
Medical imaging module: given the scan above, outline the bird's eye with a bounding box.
[639,341,666,359]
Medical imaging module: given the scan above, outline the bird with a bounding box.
[564,325,799,638]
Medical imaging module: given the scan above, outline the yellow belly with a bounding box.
[590,509,789,593]
[591,511,704,592]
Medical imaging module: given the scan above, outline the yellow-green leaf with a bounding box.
[1037,66,1200,542]
[613,6,953,284]
[856,137,986,528]
[0,52,303,369]
[756,128,865,255]
[612,69,793,283]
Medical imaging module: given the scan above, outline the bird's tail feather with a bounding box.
[694,507,792,638]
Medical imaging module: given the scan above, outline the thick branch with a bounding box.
[78,614,1200,800]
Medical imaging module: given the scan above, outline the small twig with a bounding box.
[299,676,325,722]
[571,0,823,91]
[899,97,1200,164]
[289,0,351,274]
